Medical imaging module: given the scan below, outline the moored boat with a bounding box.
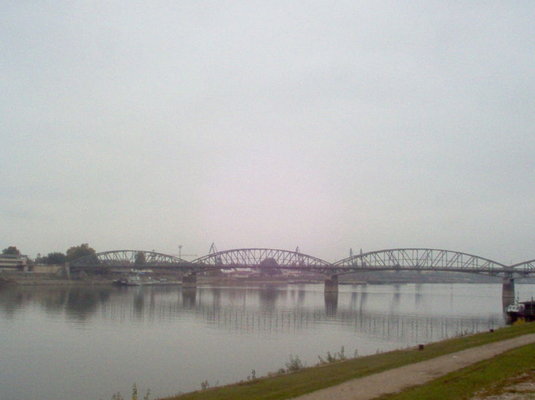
[506,299,535,323]
[112,272,152,286]
[112,273,175,286]
[112,277,140,286]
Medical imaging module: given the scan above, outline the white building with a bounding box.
[0,254,28,271]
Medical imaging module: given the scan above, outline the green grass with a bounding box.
[159,323,535,400]
[376,343,535,400]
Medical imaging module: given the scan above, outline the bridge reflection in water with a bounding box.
[0,284,503,343]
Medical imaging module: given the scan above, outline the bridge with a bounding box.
[70,250,190,272]
[69,247,534,298]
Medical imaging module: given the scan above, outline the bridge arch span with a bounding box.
[70,250,188,268]
[510,260,535,275]
[192,248,331,269]
[333,248,507,275]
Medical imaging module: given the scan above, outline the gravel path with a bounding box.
[292,334,535,400]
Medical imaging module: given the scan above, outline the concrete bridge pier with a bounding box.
[324,275,339,293]
[502,275,515,308]
[182,272,197,288]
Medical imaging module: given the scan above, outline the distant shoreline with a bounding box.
[2,274,534,287]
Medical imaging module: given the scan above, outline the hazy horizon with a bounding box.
[2,1,534,264]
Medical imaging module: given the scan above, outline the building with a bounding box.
[0,254,28,271]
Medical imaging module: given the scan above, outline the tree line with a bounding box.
[2,244,96,265]
[3,245,150,266]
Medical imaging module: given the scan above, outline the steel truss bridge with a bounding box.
[70,248,535,277]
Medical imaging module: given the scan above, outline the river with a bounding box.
[0,282,532,400]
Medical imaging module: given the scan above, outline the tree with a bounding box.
[46,252,67,265]
[135,251,146,266]
[2,246,20,256]
[66,243,96,261]
[35,253,46,264]
[259,257,281,276]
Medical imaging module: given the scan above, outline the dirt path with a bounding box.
[471,370,535,399]
[292,334,535,400]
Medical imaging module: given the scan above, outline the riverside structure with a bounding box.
[69,247,534,300]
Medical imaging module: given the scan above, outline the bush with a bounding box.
[285,354,304,372]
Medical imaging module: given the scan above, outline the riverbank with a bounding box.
[0,273,112,286]
[160,322,535,400]
[374,340,535,400]
[3,269,526,286]
[2,274,530,287]
[293,333,535,400]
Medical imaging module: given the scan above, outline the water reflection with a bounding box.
[415,283,423,306]
[0,284,504,342]
[182,288,197,308]
[324,291,338,316]
[0,286,114,321]
[258,286,281,312]
[0,283,514,400]
[391,284,401,310]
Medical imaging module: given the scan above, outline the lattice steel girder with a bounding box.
[192,248,331,268]
[69,247,535,276]
[70,250,190,267]
[510,260,535,275]
[333,248,508,274]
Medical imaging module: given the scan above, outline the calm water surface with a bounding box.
[1,283,530,400]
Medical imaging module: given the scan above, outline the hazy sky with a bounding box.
[2,1,534,263]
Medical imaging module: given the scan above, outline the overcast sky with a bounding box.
[1,1,534,263]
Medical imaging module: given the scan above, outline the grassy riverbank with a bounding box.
[377,341,535,400]
[160,322,535,400]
